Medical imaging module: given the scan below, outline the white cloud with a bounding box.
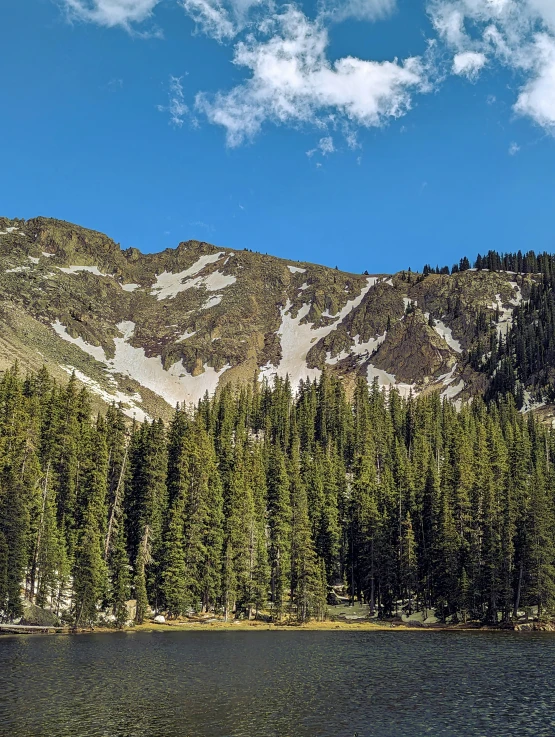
[62,0,264,36]
[179,0,267,39]
[319,135,335,153]
[528,0,555,33]
[508,141,520,154]
[196,7,429,146]
[158,76,189,126]
[62,0,160,29]
[307,135,336,156]
[514,33,555,130]
[453,50,487,78]
[345,129,361,148]
[180,0,237,39]
[321,0,396,24]
[428,0,555,130]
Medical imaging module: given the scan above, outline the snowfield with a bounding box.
[150,253,231,300]
[261,277,378,388]
[52,319,230,407]
[58,265,112,277]
[60,365,150,422]
[366,364,416,398]
[433,319,462,353]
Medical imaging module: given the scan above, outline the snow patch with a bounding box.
[41,251,54,258]
[28,256,39,264]
[51,321,107,362]
[351,333,386,357]
[437,363,458,386]
[287,265,306,274]
[433,320,462,353]
[203,270,236,291]
[61,366,150,422]
[203,295,223,310]
[59,265,111,277]
[52,319,229,407]
[121,283,140,292]
[326,332,386,366]
[299,282,309,291]
[6,265,30,274]
[150,253,225,299]
[263,277,378,389]
[366,364,416,398]
[0,227,19,235]
[384,279,394,287]
[490,292,519,338]
[521,390,546,413]
[177,330,196,342]
[441,380,464,400]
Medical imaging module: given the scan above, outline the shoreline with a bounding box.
[3,618,553,636]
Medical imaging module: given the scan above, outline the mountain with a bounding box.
[0,216,548,421]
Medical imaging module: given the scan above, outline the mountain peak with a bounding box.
[0,216,542,421]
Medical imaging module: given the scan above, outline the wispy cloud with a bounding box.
[195,7,430,146]
[307,136,336,157]
[180,0,269,40]
[180,0,237,39]
[509,141,520,155]
[106,77,124,90]
[189,219,214,231]
[158,76,189,127]
[428,0,555,131]
[319,0,397,24]
[61,0,161,32]
[59,0,555,151]
[452,51,487,80]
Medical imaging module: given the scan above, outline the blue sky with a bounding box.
[1,0,555,273]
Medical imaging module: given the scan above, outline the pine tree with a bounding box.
[161,494,187,617]
[109,518,131,628]
[267,446,291,620]
[73,511,105,627]
[0,466,29,619]
[134,525,151,624]
[289,425,320,621]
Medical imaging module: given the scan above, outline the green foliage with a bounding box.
[1,362,555,628]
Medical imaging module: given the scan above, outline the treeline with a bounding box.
[422,248,555,276]
[459,250,555,406]
[419,249,555,407]
[1,365,555,627]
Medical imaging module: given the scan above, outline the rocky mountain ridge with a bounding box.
[0,216,540,420]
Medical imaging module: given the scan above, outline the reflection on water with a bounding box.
[1,631,555,737]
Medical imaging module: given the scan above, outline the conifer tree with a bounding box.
[267,445,291,620]
[109,517,131,628]
[0,466,29,618]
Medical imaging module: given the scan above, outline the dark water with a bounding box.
[1,631,555,737]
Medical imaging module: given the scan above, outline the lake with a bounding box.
[1,631,555,736]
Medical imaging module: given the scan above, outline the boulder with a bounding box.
[125,599,137,620]
[20,601,59,627]
[153,614,166,624]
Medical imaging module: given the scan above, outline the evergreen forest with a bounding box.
[424,248,555,407]
[1,363,555,628]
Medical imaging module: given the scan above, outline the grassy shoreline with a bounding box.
[4,616,554,636]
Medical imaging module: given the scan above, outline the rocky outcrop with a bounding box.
[0,216,540,421]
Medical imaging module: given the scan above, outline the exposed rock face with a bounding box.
[0,216,536,419]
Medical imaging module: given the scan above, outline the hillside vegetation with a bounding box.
[1,365,554,627]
